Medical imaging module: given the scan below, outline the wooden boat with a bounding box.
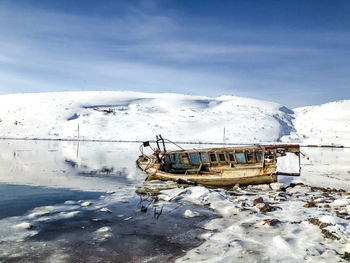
[136,135,300,186]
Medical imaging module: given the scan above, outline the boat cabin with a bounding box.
[162,146,272,174]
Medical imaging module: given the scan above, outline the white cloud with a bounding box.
[0,2,348,107]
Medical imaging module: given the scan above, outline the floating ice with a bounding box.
[184,209,200,218]
[27,206,55,218]
[158,187,187,201]
[99,208,112,213]
[94,226,113,242]
[81,201,92,207]
[13,222,32,230]
[59,211,80,218]
[96,226,111,233]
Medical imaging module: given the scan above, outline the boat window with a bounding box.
[180,153,190,164]
[256,151,262,162]
[170,154,175,163]
[228,152,235,162]
[235,152,246,163]
[200,152,209,163]
[170,154,179,164]
[218,153,226,162]
[209,153,217,162]
[265,151,275,161]
[246,152,255,163]
[190,153,200,164]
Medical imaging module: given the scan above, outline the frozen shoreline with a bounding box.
[154,182,350,263]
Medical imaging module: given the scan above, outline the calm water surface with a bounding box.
[0,140,213,263]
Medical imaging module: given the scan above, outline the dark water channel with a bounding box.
[0,140,214,263]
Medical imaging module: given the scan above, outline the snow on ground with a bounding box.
[1,91,348,145]
[156,183,350,263]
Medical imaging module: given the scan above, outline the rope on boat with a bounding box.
[162,138,185,151]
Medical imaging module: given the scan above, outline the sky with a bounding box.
[0,0,349,108]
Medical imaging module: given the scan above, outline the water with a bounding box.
[0,184,102,219]
[287,147,350,190]
[0,140,214,263]
[0,140,349,262]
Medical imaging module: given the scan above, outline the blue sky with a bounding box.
[0,0,349,107]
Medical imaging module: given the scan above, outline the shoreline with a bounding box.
[0,137,347,148]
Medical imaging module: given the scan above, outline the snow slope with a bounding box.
[282,100,350,146]
[0,91,294,143]
[0,91,348,146]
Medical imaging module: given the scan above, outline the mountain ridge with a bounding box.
[0,91,348,146]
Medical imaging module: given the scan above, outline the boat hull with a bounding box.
[137,161,277,186]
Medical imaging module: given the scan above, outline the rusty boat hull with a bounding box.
[136,141,300,186]
[137,160,277,186]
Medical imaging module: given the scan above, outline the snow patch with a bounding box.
[184,209,200,218]
[12,222,32,230]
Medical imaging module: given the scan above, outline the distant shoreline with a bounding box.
[0,137,347,148]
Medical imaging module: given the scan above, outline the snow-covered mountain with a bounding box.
[0,91,348,146]
[285,100,350,146]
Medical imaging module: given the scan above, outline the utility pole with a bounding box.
[223,127,226,145]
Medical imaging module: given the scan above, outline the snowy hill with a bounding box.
[283,100,350,146]
[0,91,348,146]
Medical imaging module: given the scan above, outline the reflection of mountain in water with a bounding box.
[1,140,350,192]
[0,140,145,192]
